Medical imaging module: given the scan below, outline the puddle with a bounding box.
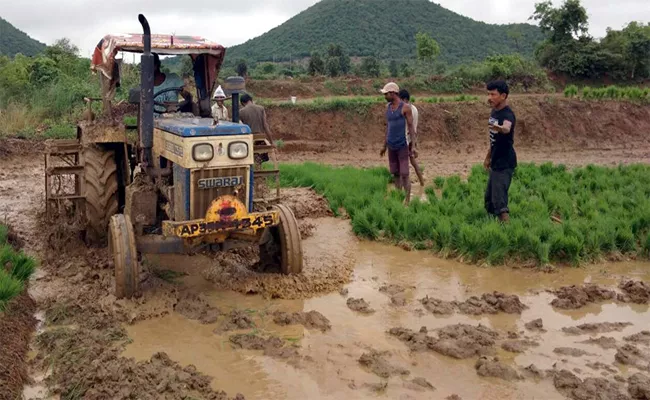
[123,241,650,399]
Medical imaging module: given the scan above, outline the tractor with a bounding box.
[44,14,303,299]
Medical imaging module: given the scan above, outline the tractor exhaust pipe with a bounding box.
[138,14,154,167]
[223,76,245,123]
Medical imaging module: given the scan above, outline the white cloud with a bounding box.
[1,0,647,57]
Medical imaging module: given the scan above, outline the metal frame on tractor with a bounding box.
[44,14,303,299]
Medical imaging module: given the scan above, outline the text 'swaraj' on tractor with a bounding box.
[44,14,303,299]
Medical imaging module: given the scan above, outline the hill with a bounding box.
[0,17,46,57]
[226,0,544,65]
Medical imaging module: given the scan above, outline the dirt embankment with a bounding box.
[267,98,650,159]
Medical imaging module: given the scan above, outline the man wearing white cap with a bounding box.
[379,82,417,204]
[211,85,229,121]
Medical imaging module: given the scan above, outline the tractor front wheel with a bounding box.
[259,204,303,274]
[109,214,139,299]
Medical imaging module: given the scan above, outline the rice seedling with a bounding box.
[0,269,24,311]
[279,162,650,266]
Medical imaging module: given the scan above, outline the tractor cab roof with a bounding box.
[91,33,226,83]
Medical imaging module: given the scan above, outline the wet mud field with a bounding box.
[1,149,650,400]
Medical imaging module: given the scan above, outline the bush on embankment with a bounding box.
[0,225,37,311]
[279,162,650,266]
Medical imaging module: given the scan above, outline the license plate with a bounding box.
[198,176,243,189]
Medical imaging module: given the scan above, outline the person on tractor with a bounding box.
[153,53,192,114]
[211,85,229,121]
[239,93,276,163]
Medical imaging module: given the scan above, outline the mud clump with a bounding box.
[229,334,299,359]
[625,331,650,345]
[521,364,547,379]
[358,349,410,378]
[432,324,500,359]
[586,362,618,374]
[420,292,527,316]
[0,294,37,400]
[524,318,547,334]
[174,292,221,324]
[501,339,539,353]
[388,327,436,352]
[347,298,375,314]
[298,221,316,239]
[272,310,331,332]
[446,395,463,400]
[35,323,240,400]
[618,281,650,304]
[581,336,618,349]
[420,297,455,315]
[280,188,333,219]
[551,284,617,309]
[628,373,650,399]
[615,344,650,371]
[553,369,629,400]
[403,377,436,392]
[379,284,413,296]
[214,310,256,334]
[457,292,528,315]
[563,322,633,335]
[475,357,522,381]
[554,347,592,357]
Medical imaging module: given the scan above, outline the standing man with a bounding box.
[399,89,425,187]
[484,80,517,222]
[379,82,417,204]
[211,85,229,121]
[239,94,275,149]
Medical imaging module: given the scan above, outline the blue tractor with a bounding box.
[44,15,303,298]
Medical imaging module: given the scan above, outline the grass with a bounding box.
[564,85,650,103]
[279,162,650,267]
[0,224,37,311]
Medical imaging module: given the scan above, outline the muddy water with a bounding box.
[123,240,650,400]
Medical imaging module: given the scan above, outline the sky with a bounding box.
[1,0,648,57]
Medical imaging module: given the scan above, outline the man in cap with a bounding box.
[380,82,417,204]
[398,89,424,187]
[211,85,229,121]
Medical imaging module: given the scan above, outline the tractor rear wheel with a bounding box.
[259,204,303,274]
[109,214,139,299]
[84,145,119,244]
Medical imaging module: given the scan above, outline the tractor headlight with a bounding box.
[192,143,214,161]
[228,141,249,160]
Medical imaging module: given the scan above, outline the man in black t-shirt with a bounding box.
[484,80,517,222]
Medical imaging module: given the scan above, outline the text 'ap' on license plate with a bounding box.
[198,176,244,189]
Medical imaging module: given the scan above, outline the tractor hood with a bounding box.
[154,118,251,137]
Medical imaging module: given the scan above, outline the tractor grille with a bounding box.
[190,167,249,219]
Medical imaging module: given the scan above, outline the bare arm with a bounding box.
[403,105,417,147]
[489,119,512,134]
[484,146,492,170]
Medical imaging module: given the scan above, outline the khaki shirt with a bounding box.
[239,103,267,133]
[211,104,229,121]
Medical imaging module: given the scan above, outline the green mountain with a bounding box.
[226,0,544,64]
[0,17,46,57]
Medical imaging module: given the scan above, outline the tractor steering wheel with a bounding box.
[153,87,192,114]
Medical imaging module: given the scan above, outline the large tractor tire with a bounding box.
[84,145,119,244]
[109,214,139,299]
[259,204,303,274]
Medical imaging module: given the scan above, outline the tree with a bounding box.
[235,59,248,77]
[389,60,399,77]
[30,56,59,85]
[260,62,276,75]
[530,0,588,43]
[400,62,414,78]
[361,57,381,77]
[326,44,351,75]
[621,22,650,79]
[415,32,441,64]
[308,52,325,76]
[44,38,79,75]
[325,57,341,77]
[507,27,524,52]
